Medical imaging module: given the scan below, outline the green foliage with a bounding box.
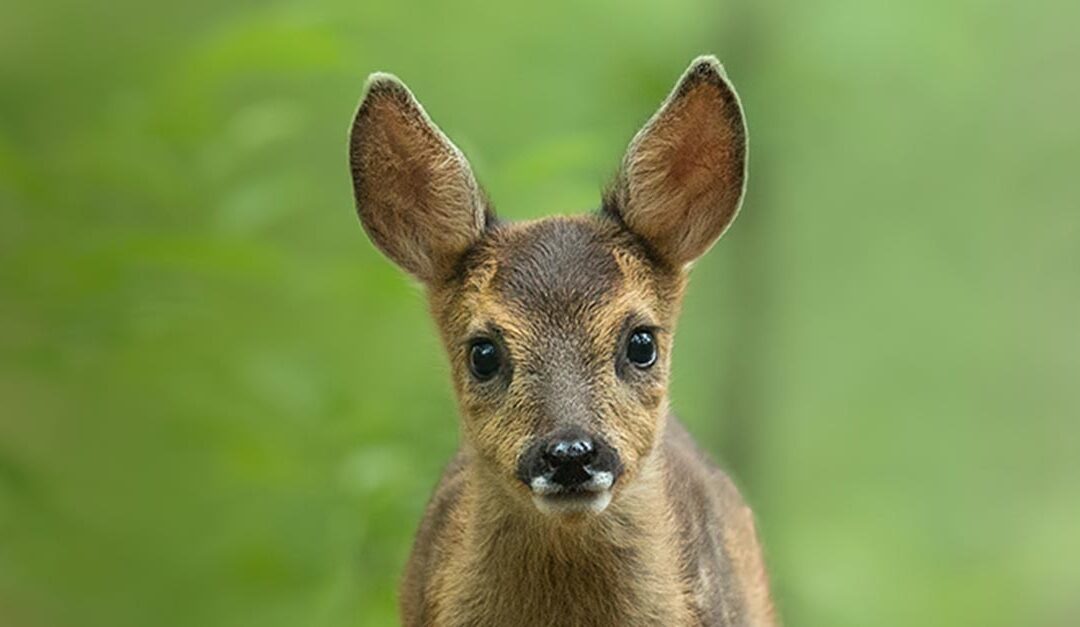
[1,0,1078,625]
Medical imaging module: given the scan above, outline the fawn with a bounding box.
[348,55,775,626]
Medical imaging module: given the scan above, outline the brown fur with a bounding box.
[349,56,775,626]
[349,75,491,282]
[606,59,747,268]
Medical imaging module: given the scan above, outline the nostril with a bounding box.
[544,437,596,466]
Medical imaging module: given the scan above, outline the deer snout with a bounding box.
[543,435,596,487]
[517,428,622,515]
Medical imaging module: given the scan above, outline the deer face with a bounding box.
[349,57,746,517]
[428,216,683,515]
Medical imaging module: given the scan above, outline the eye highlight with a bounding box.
[468,339,501,380]
[626,328,657,368]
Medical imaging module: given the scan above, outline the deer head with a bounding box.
[348,56,747,517]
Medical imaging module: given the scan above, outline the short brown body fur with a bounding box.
[348,56,776,626]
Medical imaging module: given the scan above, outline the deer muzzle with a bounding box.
[515,427,623,515]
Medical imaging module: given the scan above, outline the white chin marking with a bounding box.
[532,490,613,516]
[529,472,614,496]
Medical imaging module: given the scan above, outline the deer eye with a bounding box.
[469,340,501,380]
[626,329,657,368]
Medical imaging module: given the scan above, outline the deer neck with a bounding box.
[448,446,690,623]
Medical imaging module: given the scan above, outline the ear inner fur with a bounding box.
[608,55,748,268]
[349,74,487,282]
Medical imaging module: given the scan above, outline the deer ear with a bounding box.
[608,56,748,268]
[349,73,488,282]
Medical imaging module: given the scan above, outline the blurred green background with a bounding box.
[2,0,1078,625]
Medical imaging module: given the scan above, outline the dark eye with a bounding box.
[469,340,501,380]
[626,329,657,368]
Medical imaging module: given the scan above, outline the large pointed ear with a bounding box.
[607,56,748,268]
[349,73,489,282]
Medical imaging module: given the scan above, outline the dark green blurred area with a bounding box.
[2,0,1078,625]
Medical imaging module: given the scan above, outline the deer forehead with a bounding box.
[448,217,665,344]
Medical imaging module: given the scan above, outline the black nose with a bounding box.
[543,435,596,487]
[516,429,624,492]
